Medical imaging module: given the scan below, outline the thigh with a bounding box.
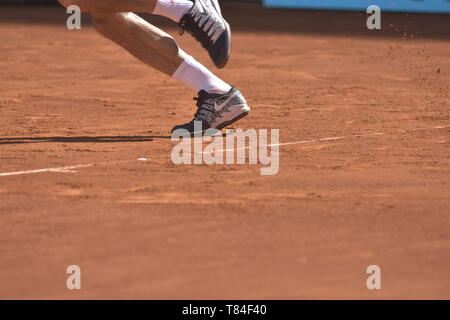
[57,0,155,13]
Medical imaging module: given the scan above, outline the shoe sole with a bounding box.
[215,106,250,130]
[182,109,250,137]
[209,0,231,68]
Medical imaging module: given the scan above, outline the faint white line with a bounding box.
[0,158,153,177]
[199,136,346,154]
[198,124,449,155]
[269,136,346,147]
[0,164,95,177]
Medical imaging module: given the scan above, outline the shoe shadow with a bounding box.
[0,135,172,145]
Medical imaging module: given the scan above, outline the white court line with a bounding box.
[0,125,448,177]
[199,125,449,155]
[0,158,152,177]
[199,136,346,154]
[0,164,95,177]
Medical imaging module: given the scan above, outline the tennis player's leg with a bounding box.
[91,12,249,133]
[59,0,231,68]
[56,6,250,133]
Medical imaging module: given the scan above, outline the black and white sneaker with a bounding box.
[171,87,250,135]
[179,0,231,68]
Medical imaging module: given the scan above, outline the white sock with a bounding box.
[172,55,232,94]
[152,0,193,23]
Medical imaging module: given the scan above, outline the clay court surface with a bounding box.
[0,4,449,299]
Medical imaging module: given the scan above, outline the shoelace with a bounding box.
[193,96,217,121]
[179,14,214,50]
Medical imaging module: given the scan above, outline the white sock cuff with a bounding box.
[173,55,232,94]
[153,0,193,23]
[172,55,193,79]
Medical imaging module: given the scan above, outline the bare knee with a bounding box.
[91,11,182,63]
[157,36,181,57]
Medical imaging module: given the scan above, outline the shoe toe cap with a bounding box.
[209,31,231,68]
